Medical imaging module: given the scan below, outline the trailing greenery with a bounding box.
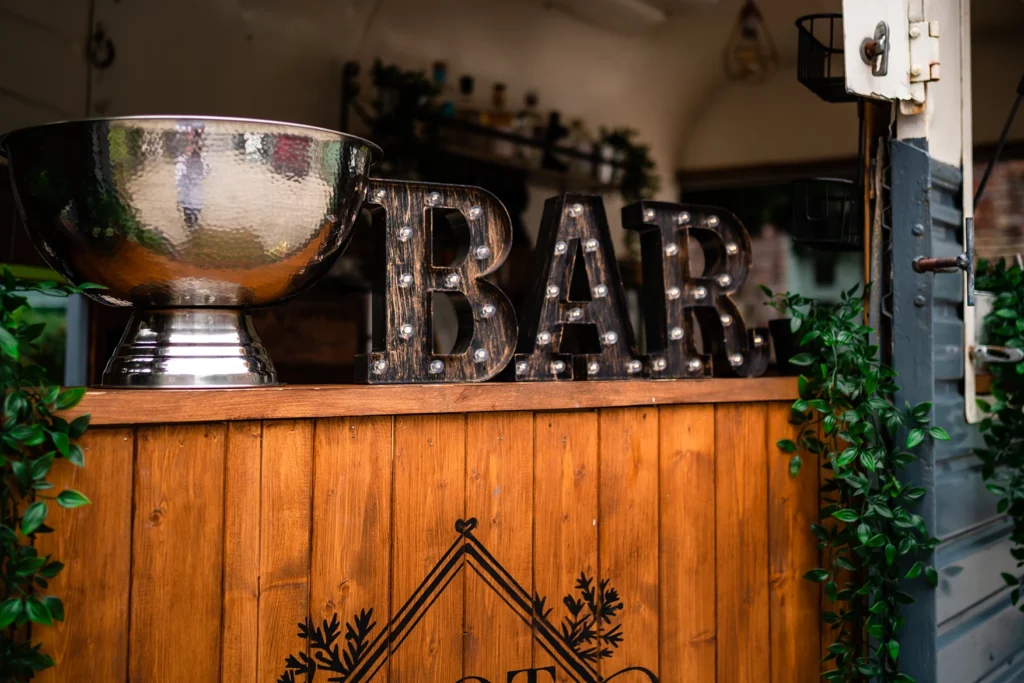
[974,259,1024,608]
[2,268,95,681]
[764,285,945,683]
[598,127,660,204]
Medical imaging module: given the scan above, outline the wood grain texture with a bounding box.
[533,411,599,683]
[598,407,659,677]
[358,179,517,384]
[70,378,800,426]
[513,194,646,380]
[464,412,534,678]
[129,424,226,683]
[390,414,466,682]
[310,416,393,676]
[767,402,820,683]
[622,201,769,379]
[659,404,716,683]
[35,428,134,683]
[258,420,314,682]
[716,403,770,683]
[220,421,262,683]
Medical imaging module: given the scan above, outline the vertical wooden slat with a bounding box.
[220,421,262,683]
[716,403,770,682]
[390,414,465,682]
[659,404,716,683]
[35,428,134,683]
[129,424,226,682]
[464,411,534,678]
[533,410,599,683]
[768,403,821,683]
[598,407,659,677]
[258,420,314,681]
[310,416,393,679]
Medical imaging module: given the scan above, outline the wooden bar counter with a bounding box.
[38,378,820,683]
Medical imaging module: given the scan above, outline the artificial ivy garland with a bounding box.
[765,285,945,683]
[1,269,95,680]
[974,259,1024,608]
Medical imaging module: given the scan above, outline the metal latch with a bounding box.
[912,217,975,305]
[861,21,890,77]
[972,346,1024,365]
[909,21,940,83]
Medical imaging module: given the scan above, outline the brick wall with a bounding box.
[974,159,1024,262]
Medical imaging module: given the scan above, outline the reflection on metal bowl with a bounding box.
[1,116,380,387]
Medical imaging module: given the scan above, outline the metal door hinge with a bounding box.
[906,20,939,104]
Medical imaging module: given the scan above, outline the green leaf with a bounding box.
[22,501,48,535]
[888,639,900,662]
[925,566,939,587]
[0,597,23,629]
[906,428,925,449]
[38,561,65,579]
[0,325,19,359]
[67,444,85,467]
[55,387,87,410]
[51,431,70,457]
[790,316,802,333]
[777,439,797,453]
[789,455,802,477]
[832,509,859,523]
[789,352,814,366]
[759,284,773,297]
[68,414,91,438]
[928,426,951,441]
[995,308,1017,319]
[43,596,64,622]
[803,569,830,583]
[885,543,897,566]
[906,562,923,579]
[25,596,53,625]
[57,489,91,509]
[866,533,887,548]
[1002,572,1020,586]
[30,452,55,481]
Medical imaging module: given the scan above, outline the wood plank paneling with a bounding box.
[598,407,659,677]
[716,403,770,683]
[464,412,534,678]
[220,421,262,683]
[129,424,226,683]
[35,428,134,683]
[390,414,466,683]
[310,416,393,681]
[533,411,599,683]
[767,403,820,683]
[659,404,716,683]
[258,420,314,682]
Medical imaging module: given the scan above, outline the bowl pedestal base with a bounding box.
[101,309,279,388]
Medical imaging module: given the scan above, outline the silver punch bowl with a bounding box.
[1,116,381,387]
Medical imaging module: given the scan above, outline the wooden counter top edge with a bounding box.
[66,377,799,426]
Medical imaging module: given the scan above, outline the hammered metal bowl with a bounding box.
[1,116,381,387]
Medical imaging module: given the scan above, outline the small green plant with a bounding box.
[598,127,660,204]
[764,284,945,683]
[2,268,96,681]
[974,259,1024,607]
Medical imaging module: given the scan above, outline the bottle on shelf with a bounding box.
[515,91,545,167]
[454,75,480,149]
[566,118,596,177]
[482,83,515,159]
[433,61,456,118]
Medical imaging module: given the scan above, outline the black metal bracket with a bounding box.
[911,216,975,305]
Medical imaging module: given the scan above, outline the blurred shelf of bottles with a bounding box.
[341,60,660,201]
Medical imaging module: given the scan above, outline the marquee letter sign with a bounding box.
[513,195,646,381]
[623,201,768,378]
[357,179,517,383]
